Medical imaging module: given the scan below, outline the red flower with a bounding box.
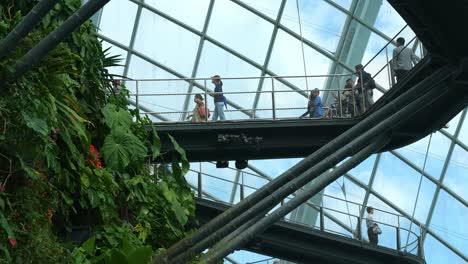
[0,185,4,192]
[87,145,103,169]
[8,238,16,247]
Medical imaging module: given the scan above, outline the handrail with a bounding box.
[118,73,356,82]
[190,170,423,256]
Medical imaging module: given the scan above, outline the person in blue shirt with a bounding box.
[211,75,226,121]
[300,88,323,118]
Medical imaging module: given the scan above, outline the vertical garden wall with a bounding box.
[0,0,195,262]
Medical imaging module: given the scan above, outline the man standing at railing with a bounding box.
[211,75,226,121]
[366,206,381,245]
[392,37,420,82]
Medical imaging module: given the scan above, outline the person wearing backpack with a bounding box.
[191,94,209,122]
[211,75,226,121]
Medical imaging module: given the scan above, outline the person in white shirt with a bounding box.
[366,206,379,245]
[392,37,420,82]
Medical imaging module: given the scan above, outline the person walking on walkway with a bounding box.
[211,75,226,121]
[392,37,420,82]
[366,206,381,245]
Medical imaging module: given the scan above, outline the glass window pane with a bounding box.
[443,144,468,202]
[373,152,436,221]
[424,234,466,264]
[348,154,377,185]
[430,190,468,254]
[329,0,352,10]
[99,0,138,46]
[238,0,282,20]
[281,0,347,52]
[207,0,274,64]
[269,29,333,89]
[395,131,452,179]
[196,41,262,111]
[134,9,200,76]
[144,0,210,30]
[126,55,189,121]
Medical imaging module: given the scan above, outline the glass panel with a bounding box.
[430,190,468,254]
[133,9,200,76]
[102,41,127,76]
[443,144,468,202]
[126,55,189,121]
[207,0,274,64]
[99,0,138,46]
[238,0,282,20]
[196,41,262,111]
[373,152,436,221]
[457,112,468,144]
[395,131,452,179]
[249,158,302,179]
[269,29,333,89]
[144,0,210,30]
[347,154,377,185]
[281,0,347,52]
[372,1,416,40]
[424,234,466,264]
[329,0,352,10]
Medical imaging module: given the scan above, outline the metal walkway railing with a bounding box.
[185,167,425,259]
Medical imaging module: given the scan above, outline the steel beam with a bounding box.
[252,0,287,112]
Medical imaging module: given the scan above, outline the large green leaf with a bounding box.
[102,103,133,130]
[168,134,189,174]
[21,111,48,136]
[101,129,147,170]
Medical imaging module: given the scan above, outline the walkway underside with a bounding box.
[153,56,467,162]
[196,198,424,264]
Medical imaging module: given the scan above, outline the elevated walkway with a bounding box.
[195,198,425,264]
[189,171,425,264]
[151,55,466,162]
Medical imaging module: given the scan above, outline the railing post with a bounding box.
[338,77,343,118]
[396,215,401,251]
[360,70,365,113]
[197,171,202,199]
[320,206,324,232]
[352,81,357,117]
[204,79,208,122]
[396,226,401,251]
[271,77,276,120]
[357,214,362,241]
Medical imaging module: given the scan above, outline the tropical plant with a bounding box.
[0,0,195,262]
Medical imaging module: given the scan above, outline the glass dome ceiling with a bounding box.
[93,0,467,263]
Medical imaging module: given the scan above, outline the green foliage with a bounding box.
[0,0,195,262]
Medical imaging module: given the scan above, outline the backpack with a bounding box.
[198,106,210,118]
